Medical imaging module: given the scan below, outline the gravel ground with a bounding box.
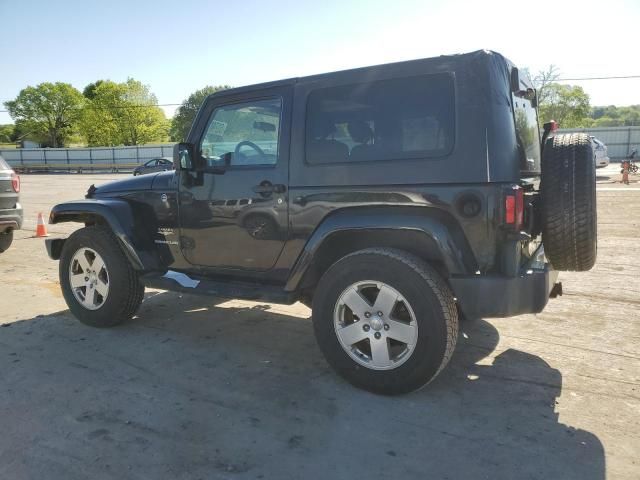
[0,165,638,479]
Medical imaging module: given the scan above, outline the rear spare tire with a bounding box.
[541,133,596,271]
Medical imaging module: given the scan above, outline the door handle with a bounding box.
[252,182,286,195]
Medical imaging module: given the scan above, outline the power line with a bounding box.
[1,75,639,113]
[556,75,640,81]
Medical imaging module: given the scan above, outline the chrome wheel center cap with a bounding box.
[370,317,384,331]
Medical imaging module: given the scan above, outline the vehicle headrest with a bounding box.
[348,121,373,144]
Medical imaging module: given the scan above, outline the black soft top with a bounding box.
[203,50,527,184]
[209,49,520,99]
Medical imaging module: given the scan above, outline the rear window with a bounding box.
[305,74,455,164]
[512,95,541,175]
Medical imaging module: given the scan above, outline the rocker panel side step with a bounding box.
[140,270,297,305]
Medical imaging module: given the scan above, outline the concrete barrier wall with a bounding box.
[556,126,640,160]
[0,144,175,169]
[0,142,278,170]
[2,127,637,169]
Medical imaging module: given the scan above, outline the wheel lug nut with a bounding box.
[84,277,89,281]
[363,324,370,332]
[377,311,383,317]
[364,312,371,318]
[374,332,382,339]
[384,324,390,331]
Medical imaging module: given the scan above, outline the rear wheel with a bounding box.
[541,133,597,271]
[0,230,13,253]
[60,226,145,327]
[312,248,458,395]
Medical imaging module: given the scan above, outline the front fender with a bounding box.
[285,206,478,292]
[48,199,152,270]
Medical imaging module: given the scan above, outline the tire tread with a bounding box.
[313,247,459,394]
[60,226,144,327]
[541,133,597,271]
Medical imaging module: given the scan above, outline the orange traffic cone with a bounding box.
[35,212,49,237]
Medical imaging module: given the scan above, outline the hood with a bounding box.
[88,171,176,197]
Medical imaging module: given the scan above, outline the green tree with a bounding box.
[3,82,84,147]
[0,124,14,143]
[119,78,169,145]
[80,78,168,146]
[538,83,591,128]
[590,105,640,126]
[82,80,105,100]
[79,80,124,146]
[532,65,560,108]
[170,85,230,141]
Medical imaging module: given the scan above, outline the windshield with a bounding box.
[512,94,541,176]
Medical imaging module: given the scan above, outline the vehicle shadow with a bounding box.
[596,174,613,182]
[0,291,604,480]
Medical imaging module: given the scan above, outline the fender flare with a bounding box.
[48,199,155,270]
[284,206,478,292]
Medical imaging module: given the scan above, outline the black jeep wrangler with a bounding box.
[46,50,596,394]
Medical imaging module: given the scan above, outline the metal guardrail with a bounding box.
[557,126,640,160]
[2,128,637,170]
[0,144,175,171]
[0,142,279,172]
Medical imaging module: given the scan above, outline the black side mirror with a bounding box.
[200,150,230,174]
[174,143,195,170]
[220,152,233,167]
[510,67,521,93]
[511,67,537,106]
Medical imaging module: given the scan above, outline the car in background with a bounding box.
[590,136,610,168]
[133,157,174,176]
[0,155,23,253]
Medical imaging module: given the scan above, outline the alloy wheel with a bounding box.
[68,247,110,310]
[333,281,418,370]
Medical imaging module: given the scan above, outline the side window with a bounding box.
[200,98,282,167]
[305,74,455,164]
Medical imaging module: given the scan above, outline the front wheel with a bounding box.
[312,248,458,395]
[59,226,145,327]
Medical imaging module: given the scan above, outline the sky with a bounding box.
[1,0,638,124]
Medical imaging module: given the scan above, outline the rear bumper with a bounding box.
[450,265,558,318]
[0,203,23,232]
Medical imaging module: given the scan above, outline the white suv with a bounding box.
[590,136,610,168]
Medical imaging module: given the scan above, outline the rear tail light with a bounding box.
[11,173,20,193]
[504,186,523,230]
